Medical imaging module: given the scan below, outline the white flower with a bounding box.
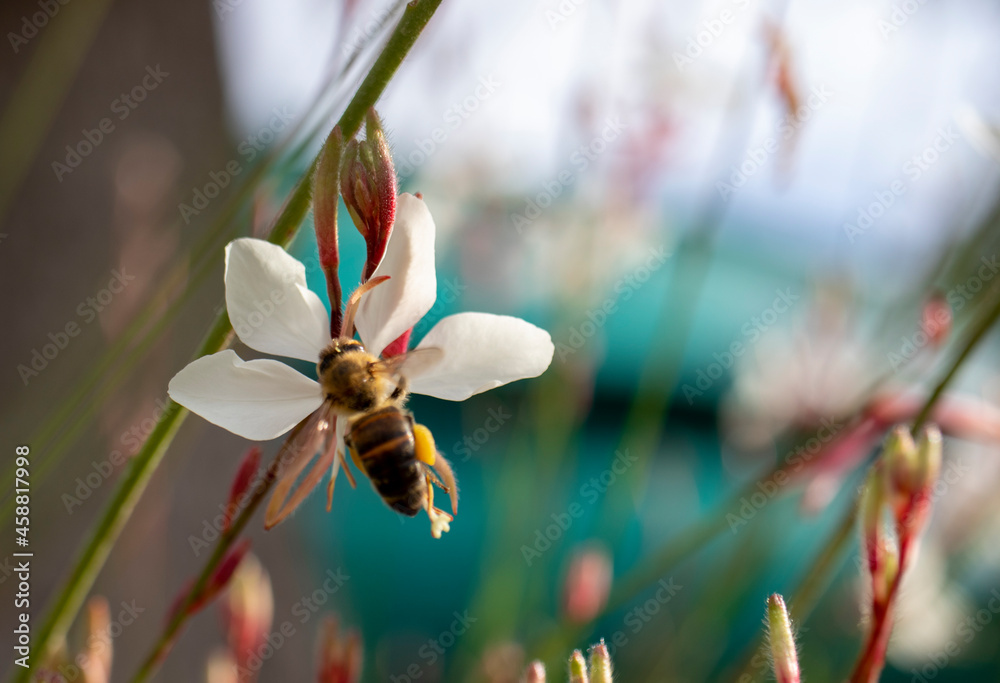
[168,193,555,441]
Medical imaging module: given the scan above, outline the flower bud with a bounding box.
[587,641,613,683]
[206,650,239,683]
[224,446,261,532]
[221,553,273,672]
[523,660,546,683]
[766,594,800,683]
[340,109,397,281]
[563,546,612,624]
[81,597,112,683]
[568,650,589,683]
[922,292,951,348]
[317,615,362,683]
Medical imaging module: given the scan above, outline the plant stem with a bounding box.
[14,3,443,679]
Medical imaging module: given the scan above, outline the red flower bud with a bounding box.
[340,109,397,282]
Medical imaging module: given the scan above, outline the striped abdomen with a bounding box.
[347,407,425,516]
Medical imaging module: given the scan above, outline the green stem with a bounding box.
[15,2,443,679]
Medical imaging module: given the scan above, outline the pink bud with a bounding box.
[224,447,261,532]
[921,292,951,348]
[220,553,273,673]
[524,660,546,683]
[563,546,612,624]
[317,616,363,683]
[340,109,397,282]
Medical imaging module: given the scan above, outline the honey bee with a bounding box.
[265,278,457,537]
[315,337,458,537]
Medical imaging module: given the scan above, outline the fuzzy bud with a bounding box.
[587,641,613,683]
[340,109,397,282]
[568,650,589,683]
[766,594,800,683]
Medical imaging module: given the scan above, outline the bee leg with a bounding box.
[424,479,453,539]
[413,423,459,516]
[338,447,357,488]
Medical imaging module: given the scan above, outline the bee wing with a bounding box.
[373,347,444,382]
[264,407,336,529]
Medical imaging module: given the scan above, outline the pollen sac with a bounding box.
[340,109,397,279]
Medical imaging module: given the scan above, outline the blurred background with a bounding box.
[4,0,1000,680]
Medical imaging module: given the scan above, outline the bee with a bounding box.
[316,338,457,536]
[265,278,457,537]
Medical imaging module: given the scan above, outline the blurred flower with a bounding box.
[479,641,525,683]
[169,540,252,623]
[224,446,262,532]
[220,553,273,681]
[316,615,362,683]
[35,597,113,683]
[562,545,613,624]
[168,195,554,441]
[523,660,546,683]
[206,650,239,683]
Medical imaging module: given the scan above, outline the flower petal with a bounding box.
[355,193,437,357]
[225,238,331,361]
[168,350,323,440]
[409,313,554,400]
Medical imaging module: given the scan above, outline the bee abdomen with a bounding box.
[350,408,425,517]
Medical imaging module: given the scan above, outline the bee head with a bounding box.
[318,338,367,375]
